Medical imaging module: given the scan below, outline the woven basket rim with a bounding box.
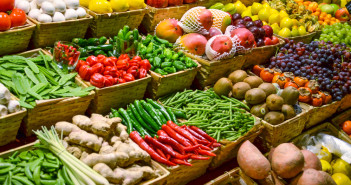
[149,60,201,78]
[82,74,152,90]
[252,37,285,50]
[0,19,35,35]
[145,3,198,11]
[274,30,319,40]
[184,51,246,65]
[84,6,147,16]
[28,12,92,26]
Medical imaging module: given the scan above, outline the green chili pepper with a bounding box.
[173,61,185,71]
[99,36,107,45]
[163,66,177,74]
[154,68,168,75]
[153,57,161,68]
[87,38,99,46]
[161,62,172,69]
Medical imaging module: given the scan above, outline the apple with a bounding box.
[271,36,279,45]
[253,20,263,28]
[264,37,273,46]
[262,25,273,38]
[321,4,335,15]
[335,8,350,22]
[243,16,252,22]
[245,21,255,28]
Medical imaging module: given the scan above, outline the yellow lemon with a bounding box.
[321,160,333,174]
[241,10,252,17]
[291,26,299,36]
[280,17,293,29]
[332,173,351,185]
[251,15,259,21]
[262,3,271,9]
[271,23,281,34]
[89,0,112,13]
[292,19,299,26]
[234,1,247,14]
[251,2,263,15]
[270,8,279,15]
[110,0,129,12]
[80,0,90,7]
[298,26,307,36]
[269,13,280,25]
[128,0,146,10]
[278,27,291,38]
[258,8,270,22]
[279,10,289,19]
[331,159,351,177]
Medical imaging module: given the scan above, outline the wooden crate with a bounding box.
[146,61,201,99]
[79,75,151,115]
[205,167,257,185]
[305,101,342,129]
[28,14,92,48]
[185,53,246,89]
[86,8,147,38]
[339,94,351,112]
[0,20,35,56]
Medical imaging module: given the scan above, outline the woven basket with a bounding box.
[140,4,198,34]
[0,95,26,146]
[79,75,151,115]
[260,103,312,148]
[339,94,351,112]
[146,61,201,99]
[16,49,95,136]
[85,8,147,38]
[184,53,246,89]
[0,20,35,56]
[28,14,92,49]
[242,38,285,69]
[274,31,317,44]
[205,167,257,185]
[305,101,342,129]
[209,122,263,169]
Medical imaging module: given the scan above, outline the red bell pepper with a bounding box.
[86,56,98,66]
[118,54,130,61]
[123,73,135,82]
[103,57,115,66]
[139,68,147,79]
[116,59,129,70]
[104,66,119,78]
[75,60,87,72]
[79,65,93,81]
[140,59,151,71]
[114,78,125,84]
[127,66,139,77]
[90,73,105,88]
[97,55,106,64]
[91,63,104,74]
[110,56,117,64]
[132,56,142,62]
[103,75,115,87]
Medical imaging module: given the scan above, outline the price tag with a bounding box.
[346,2,351,14]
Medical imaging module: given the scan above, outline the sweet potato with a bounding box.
[271,143,304,178]
[301,149,322,171]
[290,169,336,185]
[268,147,275,162]
[237,140,271,180]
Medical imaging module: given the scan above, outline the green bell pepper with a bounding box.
[153,57,161,68]
[72,38,88,47]
[173,60,185,71]
[99,36,108,45]
[172,54,179,60]
[163,66,176,74]
[164,48,173,59]
[154,68,168,75]
[161,62,172,69]
[87,38,100,46]
[94,50,106,56]
[78,48,88,57]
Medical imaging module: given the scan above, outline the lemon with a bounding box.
[234,1,246,14]
[278,27,291,37]
[318,146,332,162]
[291,26,299,36]
[110,0,129,12]
[331,159,351,177]
[271,23,281,34]
[298,26,307,36]
[89,0,112,13]
[279,10,289,19]
[251,15,259,21]
[280,17,293,29]
[270,8,279,15]
[128,0,146,10]
[258,8,270,22]
[269,13,280,25]
[251,2,263,15]
[332,173,351,185]
[262,3,271,9]
[321,159,333,174]
[292,19,299,26]
[247,6,252,12]
[80,0,90,7]
[241,10,252,17]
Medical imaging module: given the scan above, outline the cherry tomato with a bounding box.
[0,12,11,31]
[0,0,14,12]
[9,8,26,27]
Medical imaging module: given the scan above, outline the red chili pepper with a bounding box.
[140,59,151,71]
[155,148,166,159]
[127,66,139,77]
[132,56,142,62]
[183,126,210,143]
[129,131,176,166]
[161,125,192,147]
[144,135,189,160]
[158,130,169,137]
[195,138,211,145]
[139,68,147,79]
[190,126,217,142]
[197,149,216,156]
[97,55,106,64]
[103,75,115,87]
[189,155,210,160]
[166,154,171,160]
[170,158,192,166]
[199,144,212,151]
[212,143,221,147]
[103,57,115,66]
[123,73,135,82]
[116,59,129,70]
[118,54,130,61]
[75,60,87,72]
[90,73,105,88]
[158,135,186,155]
[79,65,93,81]
[167,121,198,145]
[183,144,200,152]
[91,63,104,74]
[86,56,98,66]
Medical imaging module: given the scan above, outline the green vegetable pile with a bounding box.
[73,36,114,58]
[0,146,72,185]
[0,52,94,109]
[160,89,256,141]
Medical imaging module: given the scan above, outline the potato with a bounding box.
[271,143,304,178]
[290,169,336,185]
[301,149,322,171]
[237,140,271,180]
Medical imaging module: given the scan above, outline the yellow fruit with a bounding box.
[258,8,270,22]
[128,0,146,10]
[280,17,293,29]
[269,14,280,25]
[271,23,280,34]
[251,2,263,15]
[291,26,299,37]
[332,159,351,177]
[262,3,271,9]
[251,15,259,21]
[80,0,90,7]
[298,26,307,36]
[332,173,351,185]
[278,27,291,37]
[270,8,279,15]
[241,10,252,17]
[292,19,299,26]
[262,21,268,25]
[110,0,129,12]
[234,1,247,15]
[89,0,112,13]
[321,160,333,174]
[247,6,252,12]
[279,10,289,19]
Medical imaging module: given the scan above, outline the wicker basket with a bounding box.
[242,38,285,69]
[16,49,95,136]
[146,61,201,99]
[205,167,257,185]
[339,94,351,112]
[260,103,312,148]
[28,14,92,48]
[184,53,246,89]
[209,122,263,169]
[305,101,342,129]
[140,4,198,34]
[85,8,147,38]
[274,31,317,44]
[0,20,35,56]
[195,0,233,8]
[78,75,151,115]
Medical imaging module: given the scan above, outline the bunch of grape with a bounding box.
[318,23,351,47]
[268,40,351,101]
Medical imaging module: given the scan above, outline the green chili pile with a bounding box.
[160,89,255,141]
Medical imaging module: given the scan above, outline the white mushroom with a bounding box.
[65,9,77,20]
[38,13,52,23]
[53,0,66,12]
[28,9,41,19]
[76,7,86,18]
[29,1,38,10]
[53,12,65,22]
[64,0,79,9]
[41,1,55,15]
[16,0,30,13]
[7,100,21,113]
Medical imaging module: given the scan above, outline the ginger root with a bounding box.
[67,130,103,152]
[72,115,92,131]
[81,152,129,168]
[55,121,80,136]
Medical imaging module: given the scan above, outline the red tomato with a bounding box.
[0,0,14,12]
[0,12,11,31]
[9,9,26,27]
[342,121,351,135]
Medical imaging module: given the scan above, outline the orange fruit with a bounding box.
[320,12,327,16]
[336,19,340,23]
[326,14,332,19]
[331,17,336,21]
[330,21,336,25]
[315,12,320,16]
[322,22,328,26]
[342,121,351,135]
[325,19,330,24]
[318,20,323,24]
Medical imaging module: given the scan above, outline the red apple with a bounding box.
[335,8,350,22]
[204,27,222,40]
[155,19,184,43]
[262,25,273,38]
[271,36,279,45]
[210,35,233,54]
[229,27,255,48]
[264,37,272,46]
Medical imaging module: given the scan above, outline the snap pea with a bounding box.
[12,176,34,185]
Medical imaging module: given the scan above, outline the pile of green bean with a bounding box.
[160,89,255,141]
